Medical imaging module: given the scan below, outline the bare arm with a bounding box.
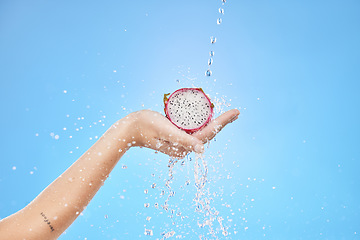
[0,109,239,240]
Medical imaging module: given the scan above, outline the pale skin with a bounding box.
[0,109,240,240]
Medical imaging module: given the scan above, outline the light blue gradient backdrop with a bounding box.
[1,0,359,239]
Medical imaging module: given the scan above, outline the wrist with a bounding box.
[113,112,143,150]
[110,117,133,151]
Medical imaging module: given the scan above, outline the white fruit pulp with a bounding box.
[167,89,211,130]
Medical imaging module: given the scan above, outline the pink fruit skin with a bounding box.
[164,88,214,134]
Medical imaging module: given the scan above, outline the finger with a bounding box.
[154,139,189,159]
[193,109,240,143]
[159,124,205,154]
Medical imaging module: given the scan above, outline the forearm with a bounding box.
[0,109,238,240]
[0,119,131,240]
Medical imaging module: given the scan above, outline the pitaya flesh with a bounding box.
[164,88,214,134]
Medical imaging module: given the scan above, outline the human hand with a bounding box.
[192,108,240,143]
[124,109,239,159]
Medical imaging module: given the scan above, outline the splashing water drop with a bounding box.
[210,36,216,44]
[208,58,213,66]
[217,18,222,25]
[205,69,212,77]
[144,229,153,236]
[162,231,175,238]
[156,141,163,149]
[219,8,224,14]
[210,51,215,57]
[151,183,156,188]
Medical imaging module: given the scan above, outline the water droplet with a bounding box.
[205,69,212,77]
[219,8,224,14]
[122,165,128,169]
[104,215,108,219]
[144,189,148,194]
[146,216,151,221]
[210,51,215,57]
[156,141,163,149]
[222,0,226,3]
[151,183,156,188]
[144,228,153,236]
[144,203,150,208]
[217,18,222,25]
[210,36,217,44]
[208,58,213,66]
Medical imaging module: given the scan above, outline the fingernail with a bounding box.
[229,115,239,123]
[194,144,204,153]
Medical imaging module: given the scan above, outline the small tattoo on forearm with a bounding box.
[40,212,55,232]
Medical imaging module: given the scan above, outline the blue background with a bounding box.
[0,0,359,239]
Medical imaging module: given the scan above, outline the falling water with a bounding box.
[193,153,228,239]
[205,0,226,78]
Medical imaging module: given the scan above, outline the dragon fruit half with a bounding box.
[164,88,214,134]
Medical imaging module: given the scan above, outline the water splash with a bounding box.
[162,162,175,214]
[193,153,227,238]
[161,230,175,239]
[144,228,153,236]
